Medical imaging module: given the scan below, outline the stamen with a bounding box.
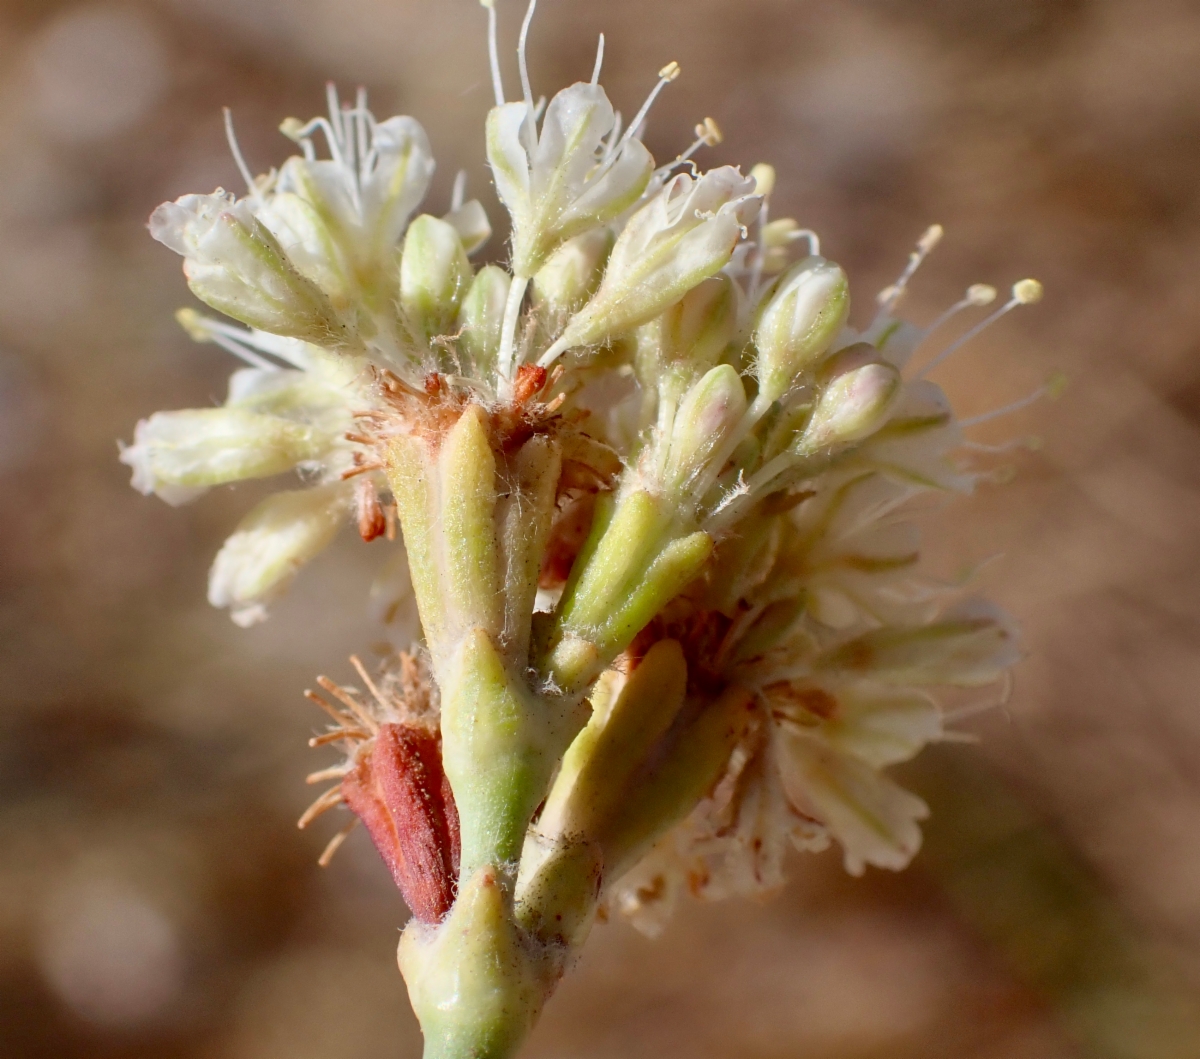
[591,33,606,85]
[318,819,359,867]
[518,0,539,115]
[481,0,505,107]
[654,118,722,180]
[619,61,681,150]
[326,82,345,149]
[498,275,530,387]
[222,108,260,200]
[601,111,624,164]
[913,280,1040,381]
[958,372,1065,428]
[451,169,468,212]
[175,309,281,371]
[877,224,943,314]
[794,229,820,256]
[298,786,344,830]
[962,435,1041,454]
[355,86,370,173]
[316,675,380,733]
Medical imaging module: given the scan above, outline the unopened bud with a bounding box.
[532,229,612,315]
[400,214,472,342]
[665,363,747,490]
[799,352,901,451]
[754,257,850,402]
[660,275,739,370]
[457,265,512,377]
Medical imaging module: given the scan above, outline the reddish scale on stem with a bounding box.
[355,478,388,541]
[341,722,461,922]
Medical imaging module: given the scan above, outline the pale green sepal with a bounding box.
[399,866,549,1059]
[663,364,748,495]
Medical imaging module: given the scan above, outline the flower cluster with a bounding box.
[124,3,1046,1055]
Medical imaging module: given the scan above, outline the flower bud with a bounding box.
[207,483,350,625]
[150,192,344,343]
[531,228,612,316]
[457,265,512,377]
[120,407,331,503]
[660,274,739,371]
[664,364,748,492]
[754,257,850,403]
[400,214,472,342]
[797,349,901,452]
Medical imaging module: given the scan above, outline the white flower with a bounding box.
[540,168,761,364]
[150,192,345,343]
[775,730,929,875]
[208,482,353,627]
[487,83,653,278]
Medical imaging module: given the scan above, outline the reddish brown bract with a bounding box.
[340,723,461,922]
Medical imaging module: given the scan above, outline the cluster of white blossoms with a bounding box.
[123,3,1049,1054]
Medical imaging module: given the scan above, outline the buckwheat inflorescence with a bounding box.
[123,3,1049,1057]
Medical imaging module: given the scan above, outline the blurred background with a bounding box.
[2,0,1200,1056]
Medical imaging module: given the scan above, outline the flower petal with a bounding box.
[207,483,351,625]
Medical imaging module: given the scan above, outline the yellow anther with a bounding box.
[659,61,681,82]
[917,224,944,254]
[695,117,723,146]
[749,163,776,198]
[1013,278,1044,304]
[966,283,997,306]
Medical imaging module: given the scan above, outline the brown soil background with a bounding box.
[2,1,1199,1056]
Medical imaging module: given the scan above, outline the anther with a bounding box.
[620,61,682,149]
[1013,278,1044,304]
[696,117,722,146]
